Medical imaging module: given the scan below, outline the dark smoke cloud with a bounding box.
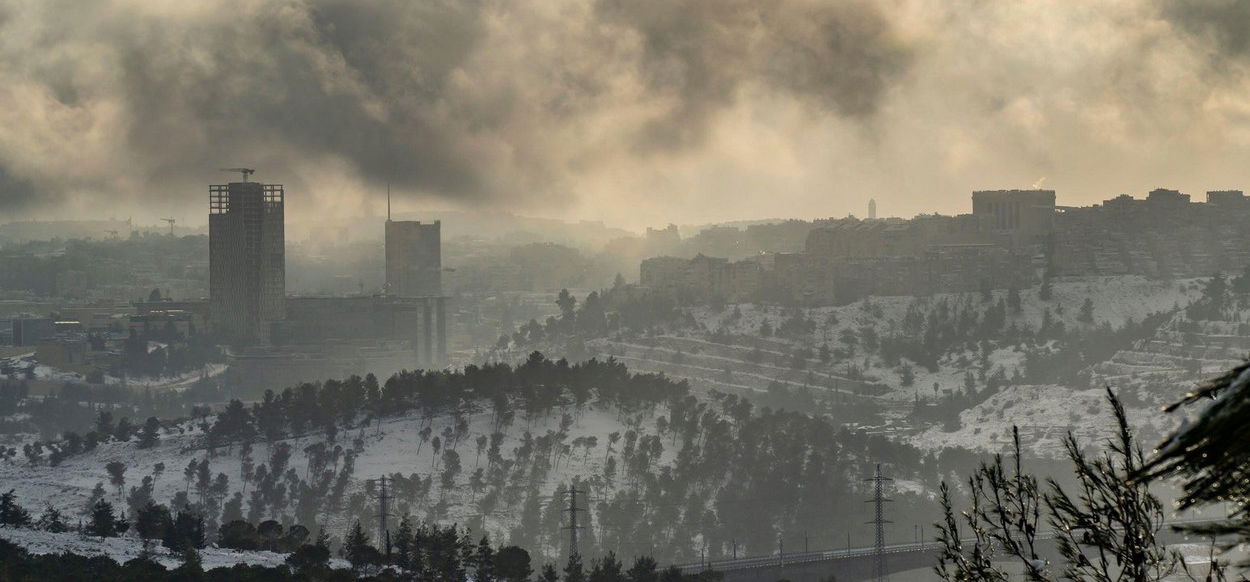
[596,0,910,151]
[1160,0,1250,59]
[107,0,492,198]
[0,0,913,219]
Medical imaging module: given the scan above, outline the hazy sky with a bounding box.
[2,0,1250,231]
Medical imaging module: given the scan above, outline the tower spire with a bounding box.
[387,182,391,221]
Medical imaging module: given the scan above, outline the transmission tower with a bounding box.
[368,476,394,559]
[864,463,893,582]
[563,485,585,558]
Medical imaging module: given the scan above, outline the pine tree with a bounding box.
[394,516,415,569]
[496,546,533,582]
[83,482,106,516]
[1077,297,1095,324]
[218,520,259,550]
[344,521,379,570]
[287,534,331,572]
[105,460,127,504]
[173,544,205,581]
[1139,356,1250,551]
[475,535,495,582]
[162,510,205,550]
[86,499,127,537]
[564,552,586,582]
[625,556,658,582]
[137,417,160,449]
[589,552,624,582]
[0,489,32,527]
[541,563,561,582]
[36,503,66,532]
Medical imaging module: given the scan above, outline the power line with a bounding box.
[563,485,586,558]
[367,476,395,559]
[864,463,893,582]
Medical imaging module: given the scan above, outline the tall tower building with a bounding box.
[209,179,285,344]
[868,198,877,220]
[385,201,442,297]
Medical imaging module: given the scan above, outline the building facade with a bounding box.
[281,295,447,368]
[208,181,285,344]
[640,254,763,303]
[385,219,442,297]
[970,189,1056,249]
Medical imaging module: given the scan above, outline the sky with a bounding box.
[1,0,1250,232]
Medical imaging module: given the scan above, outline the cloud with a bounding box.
[1160,0,1250,60]
[0,0,913,224]
[594,0,911,151]
[3,0,1250,229]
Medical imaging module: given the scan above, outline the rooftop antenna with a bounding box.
[387,182,392,221]
[219,168,256,182]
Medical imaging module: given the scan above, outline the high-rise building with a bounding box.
[868,198,877,220]
[209,180,285,343]
[385,218,442,297]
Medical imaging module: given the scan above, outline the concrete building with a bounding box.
[227,295,448,393]
[12,317,54,346]
[970,189,1056,249]
[209,180,285,344]
[1050,188,1250,278]
[640,254,763,303]
[282,295,447,368]
[644,189,1058,306]
[128,309,198,339]
[385,219,442,297]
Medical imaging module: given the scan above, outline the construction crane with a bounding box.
[219,168,256,182]
[160,218,176,235]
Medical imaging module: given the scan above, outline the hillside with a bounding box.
[0,357,951,565]
[0,527,345,571]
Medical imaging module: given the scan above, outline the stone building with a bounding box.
[1050,189,1250,278]
[970,189,1056,250]
[638,186,1250,307]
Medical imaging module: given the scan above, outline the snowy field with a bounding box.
[909,383,1186,458]
[0,527,349,570]
[691,276,1200,344]
[0,402,662,543]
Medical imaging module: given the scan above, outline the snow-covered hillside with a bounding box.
[0,527,348,570]
[581,276,1198,417]
[908,383,1185,457]
[691,276,1198,345]
[578,275,1207,457]
[0,403,654,549]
